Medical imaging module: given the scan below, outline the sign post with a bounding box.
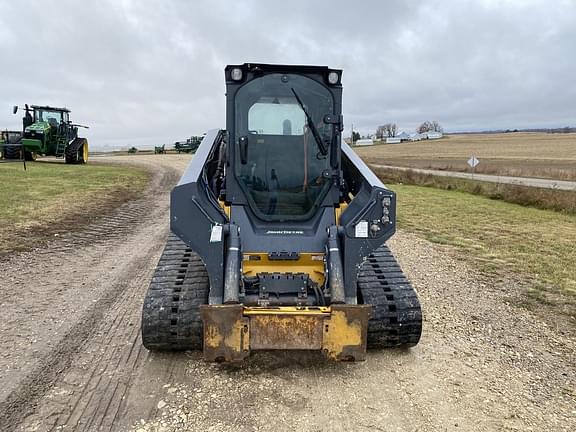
[467,155,480,178]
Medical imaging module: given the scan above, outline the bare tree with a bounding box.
[385,123,398,137]
[431,120,443,132]
[417,120,443,134]
[376,123,398,138]
[416,121,432,134]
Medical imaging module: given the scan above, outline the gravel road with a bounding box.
[0,155,573,432]
[371,164,576,191]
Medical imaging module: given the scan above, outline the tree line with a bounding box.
[370,120,443,139]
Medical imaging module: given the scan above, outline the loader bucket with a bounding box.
[200,304,371,362]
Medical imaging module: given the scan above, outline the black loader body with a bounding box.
[142,64,422,361]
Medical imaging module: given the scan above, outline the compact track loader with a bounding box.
[142,63,422,361]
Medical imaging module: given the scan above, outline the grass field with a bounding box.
[390,183,576,314]
[357,133,576,180]
[363,134,576,311]
[375,167,576,214]
[0,161,149,254]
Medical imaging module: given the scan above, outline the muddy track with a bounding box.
[0,155,573,432]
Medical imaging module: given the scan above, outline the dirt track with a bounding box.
[0,155,573,432]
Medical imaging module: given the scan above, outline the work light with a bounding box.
[231,68,243,81]
[327,71,339,84]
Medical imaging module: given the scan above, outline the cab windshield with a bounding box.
[35,109,63,126]
[235,73,334,221]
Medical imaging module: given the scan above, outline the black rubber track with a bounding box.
[358,245,422,348]
[65,138,87,164]
[64,140,78,164]
[141,234,209,350]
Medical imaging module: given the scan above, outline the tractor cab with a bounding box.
[25,105,70,135]
[20,105,74,158]
[31,106,69,128]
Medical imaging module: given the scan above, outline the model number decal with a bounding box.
[265,230,304,235]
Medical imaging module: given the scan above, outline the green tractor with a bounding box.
[6,104,89,163]
[154,144,166,154]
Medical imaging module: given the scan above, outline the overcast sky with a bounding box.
[1,0,574,149]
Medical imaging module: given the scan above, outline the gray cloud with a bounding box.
[0,0,574,148]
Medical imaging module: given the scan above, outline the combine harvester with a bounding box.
[1,104,89,163]
[142,64,422,361]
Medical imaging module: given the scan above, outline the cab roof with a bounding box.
[225,63,342,76]
[31,105,70,113]
[224,63,343,87]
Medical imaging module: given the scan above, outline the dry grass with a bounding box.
[376,167,576,214]
[388,183,576,314]
[0,161,149,255]
[358,133,576,180]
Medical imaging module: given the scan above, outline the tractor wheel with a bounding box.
[4,144,21,160]
[78,138,89,164]
[24,151,37,161]
[65,138,88,164]
[65,144,78,164]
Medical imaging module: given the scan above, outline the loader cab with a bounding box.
[224,64,344,223]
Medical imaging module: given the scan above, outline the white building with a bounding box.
[426,131,443,139]
[355,138,374,146]
[386,137,401,144]
[410,133,424,141]
[395,131,411,141]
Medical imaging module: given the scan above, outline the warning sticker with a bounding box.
[210,225,223,243]
[355,220,368,238]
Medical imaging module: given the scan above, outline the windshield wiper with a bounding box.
[291,88,328,155]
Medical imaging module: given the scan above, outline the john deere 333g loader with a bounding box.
[142,64,422,361]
